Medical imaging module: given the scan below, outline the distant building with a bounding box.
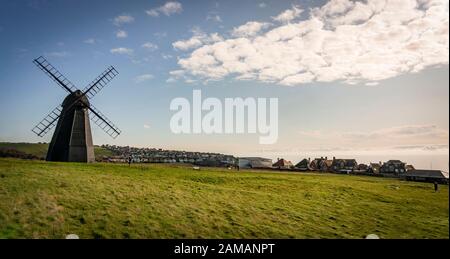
[309,158,321,171]
[358,164,369,171]
[321,159,333,172]
[369,163,382,174]
[331,158,358,173]
[273,158,294,169]
[380,160,406,175]
[295,158,310,171]
[238,157,273,169]
[405,170,449,184]
[309,157,330,171]
[406,164,415,172]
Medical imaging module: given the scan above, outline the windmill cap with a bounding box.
[62,90,90,108]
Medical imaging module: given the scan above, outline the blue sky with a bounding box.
[0,0,449,170]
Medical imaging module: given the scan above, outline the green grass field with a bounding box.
[0,158,448,239]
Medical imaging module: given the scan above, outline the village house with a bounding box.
[406,164,416,172]
[321,159,334,172]
[405,170,449,184]
[380,160,407,175]
[294,158,310,171]
[309,157,329,171]
[369,162,382,174]
[358,164,369,171]
[273,158,294,169]
[331,157,358,173]
[309,158,321,170]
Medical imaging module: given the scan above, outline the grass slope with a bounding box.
[0,142,49,158]
[0,142,113,159]
[0,158,448,239]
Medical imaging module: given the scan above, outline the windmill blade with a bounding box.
[31,105,63,137]
[82,66,119,99]
[88,104,121,139]
[33,56,77,94]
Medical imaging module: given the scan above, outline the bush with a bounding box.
[0,148,40,160]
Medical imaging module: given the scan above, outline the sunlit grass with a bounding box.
[0,158,448,239]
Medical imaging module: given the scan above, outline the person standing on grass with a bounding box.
[434,181,439,192]
[128,156,132,167]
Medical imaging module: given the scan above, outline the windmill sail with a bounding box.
[88,104,121,139]
[31,105,62,137]
[82,66,119,99]
[33,56,77,94]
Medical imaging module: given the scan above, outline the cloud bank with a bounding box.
[172,0,449,86]
[297,124,449,149]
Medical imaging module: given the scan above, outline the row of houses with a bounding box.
[100,145,236,167]
[239,157,449,184]
[98,145,448,184]
[241,156,407,174]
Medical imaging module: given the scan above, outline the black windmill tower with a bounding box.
[31,56,121,162]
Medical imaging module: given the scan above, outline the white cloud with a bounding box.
[231,21,271,37]
[134,74,154,83]
[173,28,224,51]
[162,53,173,59]
[144,124,151,129]
[113,15,134,26]
[110,47,134,55]
[146,1,183,17]
[173,37,203,51]
[45,51,70,58]
[272,5,303,23]
[146,9,159,17]
[166,77,177,83]
[259,3,267,8]
[207,14,222,23]
[116,30,127,38]
[159,1,183,16]
[84,38,96,44]
[141,42,158,51]
[173,0,450,86]
[166,69,191,83]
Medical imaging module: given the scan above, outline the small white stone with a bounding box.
[66,234,79,239]
[365,234,380,239]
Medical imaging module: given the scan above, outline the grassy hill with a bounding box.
[0,142,49,158]
[0,158,448,239]
[0,142,113,159]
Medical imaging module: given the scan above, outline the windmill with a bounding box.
[31,56,121,162]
